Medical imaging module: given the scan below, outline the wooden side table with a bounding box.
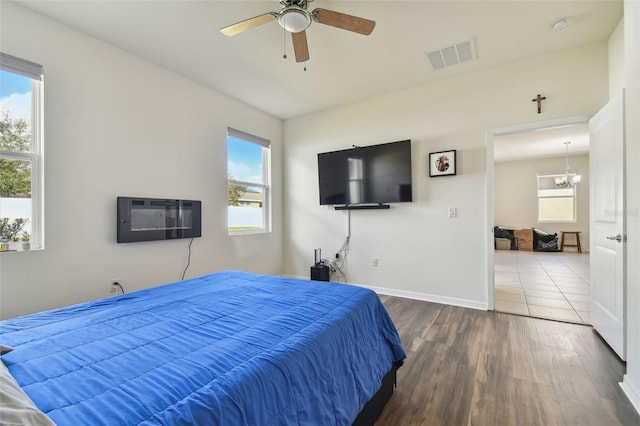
[560,231,582,253]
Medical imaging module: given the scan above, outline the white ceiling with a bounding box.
[11,1,619,161]
[494,123,590,163]
[14,0,622,123]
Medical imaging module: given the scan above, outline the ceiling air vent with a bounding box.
[425,38,476,71]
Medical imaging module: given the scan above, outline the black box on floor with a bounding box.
[310,265,330,281]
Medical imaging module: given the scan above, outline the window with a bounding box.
[537,174,576,223]
[227,128,270,234]
[0,53,43,249]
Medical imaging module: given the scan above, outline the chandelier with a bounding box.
[554,141,582,187]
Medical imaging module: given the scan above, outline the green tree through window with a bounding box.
[228,174,247,207]
[0,112,32,197]
[1,53,44,249]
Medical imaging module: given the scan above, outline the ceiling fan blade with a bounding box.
[220,13,277,36]
[292,30,310,63]
[312,8,376,36]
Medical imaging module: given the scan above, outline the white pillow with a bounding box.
[0,360,56,425]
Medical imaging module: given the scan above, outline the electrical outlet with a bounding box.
[372,258,379,267]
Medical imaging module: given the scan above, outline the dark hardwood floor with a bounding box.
[376,295,639,426]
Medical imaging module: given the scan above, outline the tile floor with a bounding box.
[494,250,591,324]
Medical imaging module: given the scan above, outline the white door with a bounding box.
[589,91,626,360]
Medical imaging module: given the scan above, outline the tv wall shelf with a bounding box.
[334,204,390,211]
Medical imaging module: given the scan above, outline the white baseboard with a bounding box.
[350,283,487,311]
[621,374,640,416]
[280,274,487,311]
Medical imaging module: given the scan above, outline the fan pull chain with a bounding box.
[304,61,307,72]
[282,26,287,59]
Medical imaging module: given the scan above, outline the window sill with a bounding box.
[228,229,270,236]
[0,243,41,253]
[538,220,577,224]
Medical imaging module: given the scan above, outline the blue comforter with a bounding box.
[0,271,405,425]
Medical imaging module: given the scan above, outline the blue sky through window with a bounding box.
[0,70,31,97]
[227,136,263,184]
[0,70,31,122]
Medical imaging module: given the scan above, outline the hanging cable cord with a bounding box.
[181,238,194,281]
[322,236,350,283]
[113,282,125,294]
[324,210,351,282]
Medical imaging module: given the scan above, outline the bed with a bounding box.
[0,270,406,425]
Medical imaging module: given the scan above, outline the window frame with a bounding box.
[226,128,271,235]
[537,173,577,223]
[0,53,44,250]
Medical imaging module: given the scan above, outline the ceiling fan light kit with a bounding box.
[278,6,311,33]
[220,0,376,63]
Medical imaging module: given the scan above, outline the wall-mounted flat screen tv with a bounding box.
[117,197,202,243]
[317,140,412,206]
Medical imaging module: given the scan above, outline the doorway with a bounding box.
[486,115,591,324]
[494,250,590,323]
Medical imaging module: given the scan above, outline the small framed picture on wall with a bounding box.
[429,150,457,177]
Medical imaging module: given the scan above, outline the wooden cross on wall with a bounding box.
[532,94,546,114]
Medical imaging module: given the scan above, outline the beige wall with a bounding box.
[284,42,609,308]
[0,3,284,319]
[494,154,590,250]
[609,19,625,98]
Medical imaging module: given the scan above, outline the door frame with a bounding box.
[485,115,592,310]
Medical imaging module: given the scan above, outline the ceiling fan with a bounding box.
[220,0,376,63]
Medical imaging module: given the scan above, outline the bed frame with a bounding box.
[353,363,399,425]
